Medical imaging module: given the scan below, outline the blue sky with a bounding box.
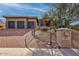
[0,3,78,25]
[0,3,53,20]
[70,20,79,25]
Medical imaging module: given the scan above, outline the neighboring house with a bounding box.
[38,18,51,26]
[42,18,51,27]
[0,20,6,29]
[3,16,38,30]
[38,18,51,31]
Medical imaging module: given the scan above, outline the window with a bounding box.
[7,21,15,29]
[39,20,43,26]
[45,21,50,26]
[17,21,24,29]
[27,21,34,29]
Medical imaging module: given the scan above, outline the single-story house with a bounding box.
[3,16,38,30]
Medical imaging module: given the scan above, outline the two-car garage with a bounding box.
[7,21,25,29]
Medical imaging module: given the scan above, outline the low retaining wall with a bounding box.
[56,28,72,48]
[25,31,50,48]
[24,31,38,48]
[72,30,79,48]
[56,28,79,48]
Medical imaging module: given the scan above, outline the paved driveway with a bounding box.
[0,29,29,48]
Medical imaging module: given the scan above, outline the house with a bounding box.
[3,16,38,30]
[42,18,51,27]
[38,18,51,31]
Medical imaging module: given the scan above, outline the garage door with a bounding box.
[7,21,15,29]
[17,21,24,29]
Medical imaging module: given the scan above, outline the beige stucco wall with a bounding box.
[72,30,79,48]
[56,28,72,48]
[55,28,79,48]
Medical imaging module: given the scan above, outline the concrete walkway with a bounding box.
[0,48,79,56]
[59,48,79,56]
[0,48,32,56]
[0,48,52,56]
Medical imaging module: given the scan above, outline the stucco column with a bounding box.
[15,21,17,29]
[25,19,27,29]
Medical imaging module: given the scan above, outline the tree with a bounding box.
[43,3,79,28]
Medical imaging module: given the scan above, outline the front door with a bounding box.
[45,21,50,27]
